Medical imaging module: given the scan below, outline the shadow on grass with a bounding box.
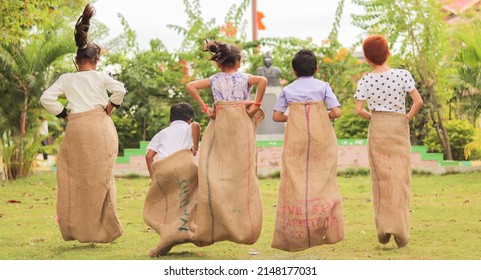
[155,251,200,259]
[374,244,402,251]
[51,242,112,254]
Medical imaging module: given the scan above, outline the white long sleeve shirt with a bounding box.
[40,70,127,116]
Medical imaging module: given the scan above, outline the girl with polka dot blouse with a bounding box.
[354,35,423,248]
[354,35,423,120]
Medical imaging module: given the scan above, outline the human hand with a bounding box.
[205,107,216,119]
[191,148,197,157]
[247,103,260,117]
[105,103,114,116]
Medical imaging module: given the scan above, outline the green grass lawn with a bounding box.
[1,172,480,260]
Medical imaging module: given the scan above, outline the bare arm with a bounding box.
[248,75,267,104]
[273,110,288,122]
[328,107,342,119]
[355,100,371,120]
[145,149,157,178]
[406,89,423,121]
[191,122,200,156]
[247,75,267,117]
[186,78,215,118]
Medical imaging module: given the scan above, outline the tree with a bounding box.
[452,20,481,159]
[0,30,75,179]
[0,0,85,44]
[424,120,478,160]
[109,39,185,150]
[105,0,253,151]
[352,0,454,159]
[454,20,481,125]
[167,0,252,125]
[0,2,82,179]
[246,0,364,103]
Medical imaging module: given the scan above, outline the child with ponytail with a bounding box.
[187,41,266,116]
[40,3,126,243]
[185,41,267,248]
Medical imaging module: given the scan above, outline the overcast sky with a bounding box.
[94,0,365,51]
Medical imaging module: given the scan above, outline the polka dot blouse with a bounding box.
[354,69,416,114]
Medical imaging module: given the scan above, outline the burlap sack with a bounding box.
[368,111,411,247]
[56,107,123,243]
[192,101,265,246]
[272,101,344,252]
[143,149,200,257]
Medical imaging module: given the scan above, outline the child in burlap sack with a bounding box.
[186,40,267,246]
[354,35,423,247]
[40,3,126,243]
[271,49,344,252]
[145,102,200,177]
[143,102,200,257]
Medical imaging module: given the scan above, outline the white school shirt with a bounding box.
[40,70,126,115]
[146,121,193,161]
[354,69,415,114]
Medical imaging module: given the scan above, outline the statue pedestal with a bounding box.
[254,86,285,141]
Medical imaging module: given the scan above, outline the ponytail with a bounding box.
[74,3,100,63]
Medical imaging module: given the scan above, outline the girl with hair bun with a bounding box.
[188,40,267,117]
[40,3,126,243]
[185,40,267,248]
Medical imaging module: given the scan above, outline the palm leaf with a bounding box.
[465,140,481,159]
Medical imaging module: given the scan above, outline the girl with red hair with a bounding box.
[354,35,423,248]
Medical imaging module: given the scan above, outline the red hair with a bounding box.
[362,35,390,65]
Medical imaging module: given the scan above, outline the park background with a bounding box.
[1,0,481,262]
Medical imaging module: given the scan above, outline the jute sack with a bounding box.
[192,101,265,246]
[272,101,344,252]
[56,107,123,243]
[143,149,200,257]
[368,111,411,247]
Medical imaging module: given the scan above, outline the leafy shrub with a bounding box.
[1,131,42,180]
[464,140,481,160]
[412,169,433,176]
[337,168,370,177]
[423,119,479,160]
[334,111,369,139]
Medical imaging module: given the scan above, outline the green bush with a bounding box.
[1,130,42,180]
[337,168,370,177]
[423,119,479,160]
[111,113,141,156]
[334,111,370,139]
[412,169,433,176]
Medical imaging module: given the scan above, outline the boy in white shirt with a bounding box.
[145,102,200,177]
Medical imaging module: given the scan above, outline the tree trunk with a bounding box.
[142,116,147,141]
[431,110,453,160]
[427,85,453,160]
[13,94,29,179]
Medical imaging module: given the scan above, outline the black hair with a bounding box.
[203,40,241,68]
[170,102,195,122]
[292,49,317,77]
[74,3,100,64]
